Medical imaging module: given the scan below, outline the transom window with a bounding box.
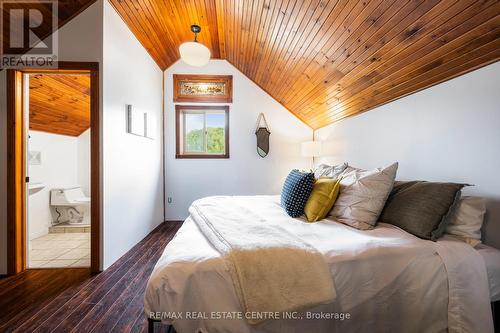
[175,105,229,158]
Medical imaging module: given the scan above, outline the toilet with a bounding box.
[50,186,90,225]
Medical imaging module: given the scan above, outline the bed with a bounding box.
[145,195,498,333]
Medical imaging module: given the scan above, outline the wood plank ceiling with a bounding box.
[29,74,91,137]
[115,1,500,128]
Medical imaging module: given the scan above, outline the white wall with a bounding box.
[27,131,79,240]
[316,61,500,249]
[78,129,91,196]
[164,60,312,220]
[102,0,164,268]
[0,1,103,274]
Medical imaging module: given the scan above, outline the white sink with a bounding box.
[28,182,45,190]
[28,182,45,194]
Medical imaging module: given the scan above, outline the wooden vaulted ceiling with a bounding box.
[109,0,500,129]
[29,74,91,137]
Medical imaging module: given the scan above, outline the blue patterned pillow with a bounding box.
[281,170,315,217]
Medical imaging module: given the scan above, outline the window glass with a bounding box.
[184,113,204,153]
[206,113,225,154]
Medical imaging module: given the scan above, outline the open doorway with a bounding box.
[26,73,91,268]
[7,62,100,274]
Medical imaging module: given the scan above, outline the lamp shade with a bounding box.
[179,41,211,67]
[301,141,322,157]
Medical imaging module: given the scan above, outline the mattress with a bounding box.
[145,195,494,333]
[476,243,500,302]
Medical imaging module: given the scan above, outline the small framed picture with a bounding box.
[28,151,41,165]
[144,112,155,139]
[173,74,233,103]
[126,104,145,136]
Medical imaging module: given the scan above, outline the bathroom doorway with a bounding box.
[26,73,91,268]
[6,62,100,274]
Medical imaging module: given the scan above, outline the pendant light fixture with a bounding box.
[179,25,211,67]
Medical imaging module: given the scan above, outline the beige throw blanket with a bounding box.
[189,196,336,324]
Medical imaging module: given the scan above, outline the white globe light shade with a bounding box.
[179,41,211,67]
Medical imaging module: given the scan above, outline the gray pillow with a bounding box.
[379,181,467,240]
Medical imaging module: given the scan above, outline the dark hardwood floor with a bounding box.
[0,222,182,333]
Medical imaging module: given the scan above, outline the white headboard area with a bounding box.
[315,61,500,249]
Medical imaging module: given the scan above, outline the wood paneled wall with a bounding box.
[29,74,91,136]
[102,1,500,128]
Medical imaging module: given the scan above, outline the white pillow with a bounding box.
[314,163,348,179]
[445,196,486,246]
[330,162,398,230]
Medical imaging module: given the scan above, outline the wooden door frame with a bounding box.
[7,61,101,274]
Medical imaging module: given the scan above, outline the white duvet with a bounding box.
[144,195,493,333]
[189,197,335,324]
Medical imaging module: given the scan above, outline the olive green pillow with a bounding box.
[304,178,342,222]
[379,181,467,240]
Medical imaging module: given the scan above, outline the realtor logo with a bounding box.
[1,0,58,68]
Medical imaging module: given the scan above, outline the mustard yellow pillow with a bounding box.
[304,177,342,222]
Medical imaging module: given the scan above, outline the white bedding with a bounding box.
[189,197,335,323]
[144,195,494,333]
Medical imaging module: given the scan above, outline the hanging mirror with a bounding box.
[255,113,271,158]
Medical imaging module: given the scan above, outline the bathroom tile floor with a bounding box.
[29,232,90,268]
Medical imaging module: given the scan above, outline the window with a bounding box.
[176,105,229,158]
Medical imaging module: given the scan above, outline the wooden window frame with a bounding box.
[175,105,230,159]
[173,74,233,103]
[6,61,101,274]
